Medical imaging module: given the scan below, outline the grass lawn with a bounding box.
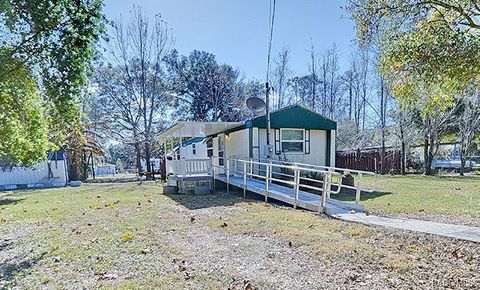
[0,182,479,289]
[335,175,480,226]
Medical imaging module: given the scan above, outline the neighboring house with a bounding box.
[140,158,164,173]
[94,164,116,176]
[171,137,207,160]
[161,105,337,168]
[0,150,68,190]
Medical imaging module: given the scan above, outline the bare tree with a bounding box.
[272,47,292,109]
[457,86,480,175]
[420,105,457,176]
[326,44,341,118]
[99,7,172,177]
[308,43,319,110]
[95,66,143,172]
[391,105,418,175]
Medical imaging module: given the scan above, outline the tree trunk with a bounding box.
[459,138,466,176]
[424,138,433,175]
[68,149,83,181]
[145,139,152,180]
[401,140,406,175]
[134,142,142,174]
[380,132,386,175]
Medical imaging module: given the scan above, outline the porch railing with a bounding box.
[167,159,212,177]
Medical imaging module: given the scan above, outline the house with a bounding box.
[171,137,207,160]
[94,164,116,176]
[161,105,336,168]
[0,150,68,190]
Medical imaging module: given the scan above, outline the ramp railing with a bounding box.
[211,156,349,213]
[211,156,378,209]
[243,157,378,205]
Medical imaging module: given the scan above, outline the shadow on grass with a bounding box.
[165,181,299,210]
[0,197,25,207]
[333,188,392,203]
[0,251,47,286]
[164,192,246,210]
[84,176,146,184]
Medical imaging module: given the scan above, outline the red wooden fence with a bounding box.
[336,149,401,174]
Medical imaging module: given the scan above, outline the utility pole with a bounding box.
[266,81,272,158]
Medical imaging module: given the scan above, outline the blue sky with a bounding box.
[103,0,357,81]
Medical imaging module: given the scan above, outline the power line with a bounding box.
[266,0,277,83]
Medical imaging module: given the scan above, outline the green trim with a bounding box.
[248,127,253,158]
[326,130,331,166]
[250,105,337,130]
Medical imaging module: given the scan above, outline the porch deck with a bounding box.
[214,174,364,215]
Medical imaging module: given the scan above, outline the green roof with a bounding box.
[249,105,336,130]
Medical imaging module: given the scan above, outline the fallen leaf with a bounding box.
[121,233,133,241]
[190,216,196,223]
[244,280,254,290]
[452,248,463,259]
[147,199,152,203]
[220,222,228,228]
[308,224,314,229]
[95,271,117,280]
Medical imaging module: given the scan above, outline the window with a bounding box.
[192,143,196,155]
[206,138,213,157]
[218,135,225,166]
[280,129,304,154]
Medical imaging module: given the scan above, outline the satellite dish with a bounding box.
[246,97,266,113]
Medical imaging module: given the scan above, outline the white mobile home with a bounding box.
[161,105,336,169]
[171,137,207,160]
[208,105,336,167]
[0,151,68,190]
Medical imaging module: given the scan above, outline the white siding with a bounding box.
[179,142,208,159]
[0,160,68,189]
[258,128,329,166]
[225,129,249,159]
